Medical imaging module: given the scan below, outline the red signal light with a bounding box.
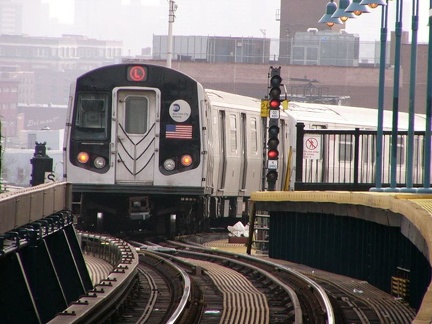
[269,99,281,109]
[268,149,279,159]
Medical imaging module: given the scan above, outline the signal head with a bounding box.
[267,148,279,160]
[269,86,281,99]
[270,75,282,87]
[269,98,281,109]
[267,137,279,149]
[266,170,278,180]
[268,124,279,137]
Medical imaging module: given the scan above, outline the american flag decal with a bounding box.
[166,124,192,139]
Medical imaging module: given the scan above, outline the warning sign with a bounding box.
[303,136,321,160]
[260,99,269,117]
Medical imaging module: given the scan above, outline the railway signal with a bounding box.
[267,67,282,191]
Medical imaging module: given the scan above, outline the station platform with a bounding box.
[247,190,432,324]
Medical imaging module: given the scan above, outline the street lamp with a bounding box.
[166,0,177,68]
[403,0,420,190]
[345,0,370,16]
[319,1,343,27]
[321,0,429,192]
[260,29,266,64]
[359,0,387,8]
[421,1,432,190]
[369,1,388,191]
[331,0,356,22]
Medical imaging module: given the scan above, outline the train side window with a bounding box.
[125,96,148,134]
[230,114,237,153]
[339,134,353,162]
[414,136,423,167]
[390,136,405,165]
[250,117,258,154]
[361,135,375,164]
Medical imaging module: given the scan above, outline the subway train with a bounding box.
[63,63,427,235]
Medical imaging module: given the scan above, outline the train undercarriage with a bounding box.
[72,192,249,237]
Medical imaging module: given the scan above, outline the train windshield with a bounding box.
[73,93,110,140]
[125,96,148,134]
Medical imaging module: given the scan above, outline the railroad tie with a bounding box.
[190,259,269,324]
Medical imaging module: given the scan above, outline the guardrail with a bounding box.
[0,182,71,234]
[48,233,139,324]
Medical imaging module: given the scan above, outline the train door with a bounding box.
[114,88,158,183]
[239,113,247,193]
[243,115,261,194]
[217,110,227,192]
[224,112,242,196]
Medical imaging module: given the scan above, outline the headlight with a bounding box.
[77,152,89,164]
[164,159,175,171]
[181,155,192,167]
[94,157,106,169]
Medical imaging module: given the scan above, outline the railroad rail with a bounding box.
[157,240,333,323]
[161,238,415,323]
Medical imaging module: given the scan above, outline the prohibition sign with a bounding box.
[303,136,321,160]
[305,137,318,150]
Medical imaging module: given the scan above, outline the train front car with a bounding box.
[64,64,211,235]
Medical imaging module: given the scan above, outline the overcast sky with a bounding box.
[43,0,430,44]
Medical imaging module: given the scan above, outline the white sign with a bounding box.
[267,160,278,170]
[303,136,321,160]
[45,172,55,183]
[269,110,280,119]
[169,99,191,122]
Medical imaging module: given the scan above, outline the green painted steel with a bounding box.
[0,214,93,323]
[269,210,431,311]
[0,252,40,323]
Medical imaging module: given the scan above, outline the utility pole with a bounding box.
[167,0,177,68]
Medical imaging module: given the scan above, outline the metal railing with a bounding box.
[294,123,427,191]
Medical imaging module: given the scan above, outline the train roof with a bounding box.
[205,89,261,112]
[205,89,427,131]
[285,101,427,131]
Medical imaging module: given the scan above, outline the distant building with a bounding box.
[0,33,122,105]
[0,0,23,34]
[0,0,50,36]
[0,34,122,141]
[0,73,19,137]
[153,35,270,64]
[278,0,344,65]
[291,29,359,67]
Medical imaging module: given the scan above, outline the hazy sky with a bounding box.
[43,0,430,44]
